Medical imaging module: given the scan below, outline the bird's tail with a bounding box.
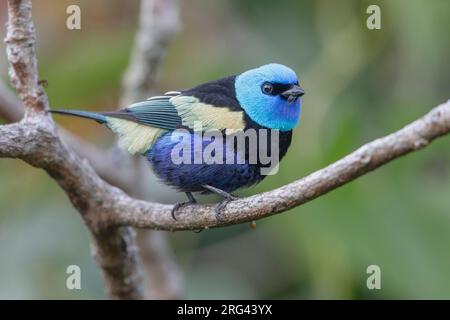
[49,109,107,124]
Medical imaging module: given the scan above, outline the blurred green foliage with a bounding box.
[0,0,449,299]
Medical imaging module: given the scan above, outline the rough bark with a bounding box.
[3,0,144,299]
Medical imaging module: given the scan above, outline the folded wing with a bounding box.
[105,89,246,155]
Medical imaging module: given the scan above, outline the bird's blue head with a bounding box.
[235,63,304,131]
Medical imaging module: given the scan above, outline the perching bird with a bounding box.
[51,63,304,219]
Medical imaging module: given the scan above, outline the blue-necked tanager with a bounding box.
[51,63,305,219]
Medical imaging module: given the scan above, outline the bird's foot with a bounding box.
[201,185,239,221]
[171,202,193,220]
[214,196,239,221]
[171,192,197,221]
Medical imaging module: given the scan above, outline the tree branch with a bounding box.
[1,0,183,299]
[103,99,450,231]
[120,0,180,105]
[0,79,135,191]
[119,0,183,299]
[3,0,144,299]
[2,99,449,231]
[5,0,47,114]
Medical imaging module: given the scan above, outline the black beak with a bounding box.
[281,84,305,102]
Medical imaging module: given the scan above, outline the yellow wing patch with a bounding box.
[106,117,166,155]
[170,96,245,134]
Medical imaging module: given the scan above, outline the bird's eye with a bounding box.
[261,82,274,95]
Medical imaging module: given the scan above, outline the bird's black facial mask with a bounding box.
[261,82,305,103]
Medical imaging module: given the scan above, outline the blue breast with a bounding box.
[147,132,264,193]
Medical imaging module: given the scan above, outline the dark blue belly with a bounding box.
[147,132,264,193]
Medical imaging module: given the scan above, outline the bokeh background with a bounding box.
[0,0,449,299]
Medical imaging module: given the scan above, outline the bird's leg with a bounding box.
[171,192,197,220]
[202,184,239,221]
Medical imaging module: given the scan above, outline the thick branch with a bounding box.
[3,0,144,300]
[0,79,136,191]
[5,0,47,113]
[61,133,136,191]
